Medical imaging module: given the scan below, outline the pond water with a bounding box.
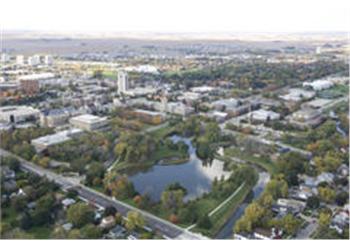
[128,135,231,202]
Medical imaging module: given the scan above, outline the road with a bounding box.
[0,148,206,240]
[221,128,312,157]
[295,219,318,239]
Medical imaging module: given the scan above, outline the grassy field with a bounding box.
[224,147,277,174]
[191,175,257,237]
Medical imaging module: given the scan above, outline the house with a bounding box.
[2,167,16,180]
[316,172,335,185]
[61,198,76,208]
[100,216,116,229]
[105,225,126,239]
[330,210,349,234]
[303,80,334,91]
[62,223,73,232]
[127,231,140,240]
[258,228,282,240]
[277,199,306,214]
[337,164,349,177]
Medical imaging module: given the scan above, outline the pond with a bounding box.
[128,135,231,202]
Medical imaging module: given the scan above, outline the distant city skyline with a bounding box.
[1,0,349,33]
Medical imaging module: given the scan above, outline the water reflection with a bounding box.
[128,135,231,202]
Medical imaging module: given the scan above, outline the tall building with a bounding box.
[28,55,41,66]
[1,53,10,63]
[117,70,129,94]
[44,55,53,65]
[16,55,25,65]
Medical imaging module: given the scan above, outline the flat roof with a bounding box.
[134,109,163,116]
[31,128,83,147]
[70,114,107,124]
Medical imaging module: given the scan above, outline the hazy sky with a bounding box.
[1,0,349,33]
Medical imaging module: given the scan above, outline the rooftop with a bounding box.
[70,114,107,124]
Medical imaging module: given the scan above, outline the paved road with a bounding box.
[0,149,206,240]
[221,128,312,157]
[295,220,318,239]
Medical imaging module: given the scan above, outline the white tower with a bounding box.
[117,70,129,94]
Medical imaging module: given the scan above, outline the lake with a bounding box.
[128,135,231,202]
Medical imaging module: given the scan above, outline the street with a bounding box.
[0,148,206,240]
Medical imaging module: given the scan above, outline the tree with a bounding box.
[280,214,300,235]
[319,212,332,229]
[103,171,135,199]
[306,196,320,209]
[104,206,117,217]
[197,214,212,229]
[81,224,102,239]
[318,187,336,204]
[264,178,288,200]
[3,156,20,171]
[38,157,50,168]
[68,229,82,239]
[85,162,105,186]
[161,189,184,211]
[11,196,27,212]
[51,226,67,239]
[67,203,95,228]
[234,202,267,233]
[335,191,348,206]
[125,211,145,231]
[30,193,56,226]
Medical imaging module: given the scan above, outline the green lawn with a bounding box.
[224,147,277,174]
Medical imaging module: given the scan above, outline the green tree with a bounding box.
[306,196,320,209]
[81,224,102,239]
[125,211,145,231]
[318,187,336,204]
[197,214,212,229]
[67,203,95,228]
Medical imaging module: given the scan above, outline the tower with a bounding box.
[117,70,129,94]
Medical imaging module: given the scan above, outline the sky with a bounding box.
[1,0,349,33]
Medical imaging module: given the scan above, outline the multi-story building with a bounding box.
[16,55,25,65]
[69,114,109,131]
[132,109,165,125]
[117,70,129,94]
[0,106,40,124]
[20,79,40,95]
[44,55,53,65]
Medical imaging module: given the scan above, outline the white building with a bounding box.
[18,73,55,82]
[279,88,315,102]
[0,106,40,124]
[1,53,10,63]
[69,114,109,131]
[249,109,280,122]
[27,55,41,66]
[44,55,53,65]
[16,55,25,65]
[31,128,83,152]
[117,70,129,94]
[302,80,334,91]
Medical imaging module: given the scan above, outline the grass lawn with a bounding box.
[149,125,177,139]
[224,147,277,174]
[191,175,257,237]
[102,71,117,80]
